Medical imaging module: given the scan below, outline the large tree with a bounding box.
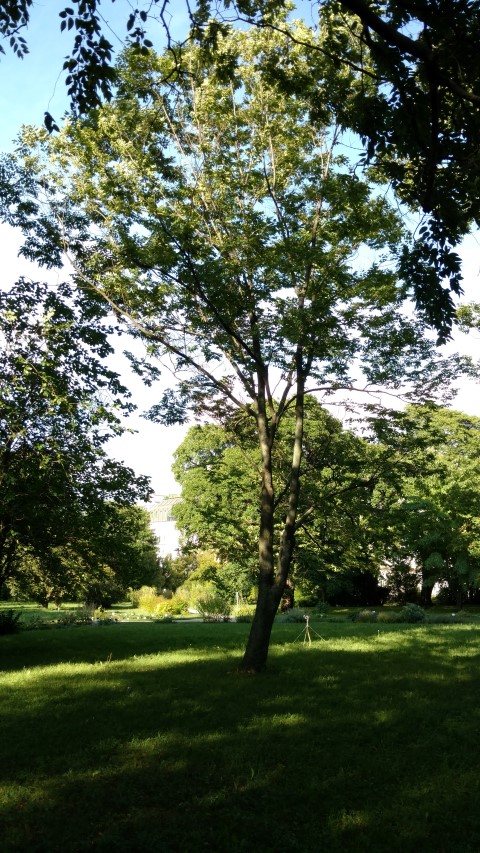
[0,25,471,668]
[0,277,152,596]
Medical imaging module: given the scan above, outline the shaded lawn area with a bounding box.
[1,622,480,852]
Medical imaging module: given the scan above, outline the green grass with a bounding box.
[1,621,480,852]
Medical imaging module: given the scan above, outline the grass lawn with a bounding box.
[1,621,480,852]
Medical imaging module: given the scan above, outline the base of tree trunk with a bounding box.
[240,585,283,672]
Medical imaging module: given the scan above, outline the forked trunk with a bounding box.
[240,371,306,672]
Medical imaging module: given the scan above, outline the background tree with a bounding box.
[9,504,161,606]
[0,25,472,669]
[375,405,480,608]
[173,399,391,605]
[0,277,153,599]
[172,421,260,589]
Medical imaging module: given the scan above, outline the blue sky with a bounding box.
[1,2,480,494]
[0,0,70,151]
[0,0,193,151]
[0,1,192,495]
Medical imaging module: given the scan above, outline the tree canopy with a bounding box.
[174,401,480,609]
[2,1,479,336]
[9,503,161,607]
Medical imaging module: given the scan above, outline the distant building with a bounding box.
[149,495,181,558]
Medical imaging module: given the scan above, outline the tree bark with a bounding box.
[0,523,16,593]
[241,574,284,672]
[240,378,279,671]
[420,581,433,607]
[240,369,306,672]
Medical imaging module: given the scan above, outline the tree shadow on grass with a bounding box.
[1,628,480,852]
[0,622,252,673]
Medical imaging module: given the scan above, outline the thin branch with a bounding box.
[236,14,379,81]
[66,253,249,413]
[339,0,480,104]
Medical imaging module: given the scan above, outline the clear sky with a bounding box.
[1,1,480,496]
[0,1,192,495]
[0,0,192,151]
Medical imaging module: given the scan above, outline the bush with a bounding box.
[127,588,141,607]
[399,603,426,623]
[232,603,255,623]
[312,603,331,619]
[132,585,191,618]
[24,615,53,631]
[426,613,457,624]
[351,609,378,623]
[276,608,308,623]
[454,610,479,623]
[175,581,213,611]
[377,610,401,623]
[154,596,187,617]
[0,610,22,635]
[427,610,478,624]
[196,592,231,622]
[136,587,161,615]
[56,608,93,626]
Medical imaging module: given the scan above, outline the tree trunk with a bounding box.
[420,582,433,606]
[241,576,284,672]
[241,409,279,672]
[240,369,306,672]
[0,524,16,593]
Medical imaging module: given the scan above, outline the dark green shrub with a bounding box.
[56,608,93,626]
[312,603,331,619]
[448,610,479,624]
[24,615,51,631]
[426,613,457,624]
[0,610,22,635]
[400,603,426,623]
